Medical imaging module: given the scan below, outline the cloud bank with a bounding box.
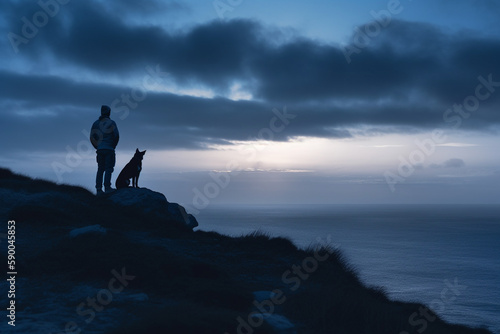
[2,0,500,153]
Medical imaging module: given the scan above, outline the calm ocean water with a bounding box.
[196,204,500,333]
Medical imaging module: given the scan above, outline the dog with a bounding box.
[115,148,146,189]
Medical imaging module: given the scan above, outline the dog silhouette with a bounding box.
[115,149,146,189]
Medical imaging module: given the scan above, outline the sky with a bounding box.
[1,0,500,209]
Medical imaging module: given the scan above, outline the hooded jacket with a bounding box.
[90,116,120,150]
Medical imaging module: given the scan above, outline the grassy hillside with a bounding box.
[0,167,493,333]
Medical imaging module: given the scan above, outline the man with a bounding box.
[90,105,120,194]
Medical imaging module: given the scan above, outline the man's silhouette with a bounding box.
[90,105,120,194]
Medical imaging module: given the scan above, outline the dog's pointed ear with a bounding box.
[136,148,139,153]
[142,150,147,154]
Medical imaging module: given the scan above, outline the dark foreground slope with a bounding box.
[0,167,493,334]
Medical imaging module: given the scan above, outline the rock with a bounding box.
[187,214,199,229]
[107,187,168,214]
[252,291,296,334]
[107,187,198,230]
[70,224,107,238]
[167,203,199,229]
[253,290,278,303]
[254,314,296,334]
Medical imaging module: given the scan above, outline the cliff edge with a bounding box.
[0,167,493,334]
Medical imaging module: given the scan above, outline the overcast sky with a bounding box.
[1,0,500,208]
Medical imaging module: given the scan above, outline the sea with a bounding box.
[195,204,500,333]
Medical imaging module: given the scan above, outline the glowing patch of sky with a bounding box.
[140,131,499,176]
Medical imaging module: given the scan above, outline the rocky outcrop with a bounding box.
[107,187,198,230]
[0,167,198,231]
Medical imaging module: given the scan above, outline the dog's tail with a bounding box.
[115,172,129,189]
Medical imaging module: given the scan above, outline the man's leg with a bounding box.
[95,151,105,194]
[104,150,116,192]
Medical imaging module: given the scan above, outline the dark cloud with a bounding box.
[7,1,500,102]
[0,70,350,153]
[99,0,187,17]
[1,1,500,153]
[1,70,500,154]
